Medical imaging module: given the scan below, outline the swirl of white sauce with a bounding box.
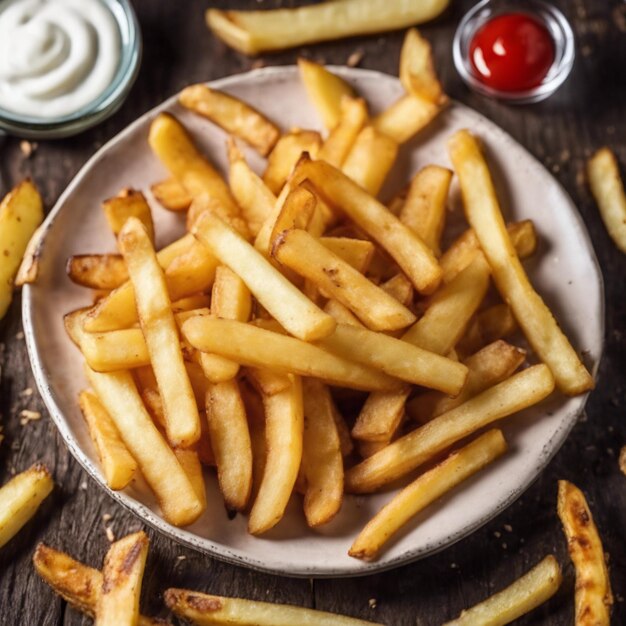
[0,0,121,118]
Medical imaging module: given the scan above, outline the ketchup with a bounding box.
[469,13,555,92]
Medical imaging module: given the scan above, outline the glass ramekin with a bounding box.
[453,0,575,104]
[0,0,142,139]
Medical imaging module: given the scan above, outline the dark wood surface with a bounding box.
[1,1,625,624]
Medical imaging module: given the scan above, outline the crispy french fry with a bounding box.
[206,380,253,512]
[87,367,204,526]
[245,368,292,397]
[352,386,411,443]
[14,222,45,287]
[180,84,280,156]
[558,480,612,626]
[269,185,318,250]
[249,375,303,534]
[358,440,389,459]
[350,429,507,560]
[372,94,440,144]
[587,147,626,254]
[323,298,366,328]
[78,391,137,490]
[0,179,44,319]
[380,273,413,307]
[97,531,149,626]
[443,555,562,626]
[183,317,399,392]
[102,188,154,243]
[345,364,555,493]
[67,254,128,290]
[449,130,594,395]
[0,463,53,548]
[318,96,368,167]
[151,177,192,212]
[320,237,375,274]
[206,0,450,56]
[192,211,336,341]
[119,218,200,448]
[165,588,382,625]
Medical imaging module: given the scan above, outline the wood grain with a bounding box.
[1,1,624,624]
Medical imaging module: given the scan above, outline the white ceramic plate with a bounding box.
[23,67,603,577]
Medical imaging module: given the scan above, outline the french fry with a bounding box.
[587,147,626,254]
[269,185,318,250]
[165,588,382,625]
[301,379,343,527]
[118,218,200,448]
[183,317,400,392]
[320,237,375,274]
[318,96,368,167]
[180,84,280,156]
[0,464,53,548]
[380,273,413,307]
[350,429,507,560]
[14,222,45,287]
[206,0,450,56]
[323,298,366,328]
[87,367,204,526]
[172,294,211,313]
[372,94,440,144]
[97,531,149,626]
[245,368,292,397]
[191,211,336,341]
[557,480,613,626]
[342,126,399,196]
[102,188,154,243]
[67,254,128,290]
[293,156,442,294]
[345,364,555,493]
[443,555,562,626]
[206,380,253,511]
[0,179,44,319]
[457,303,518,357]
[78,391,137,490]
[358,440,389,459]
[449,129,594,395]
[352,386,411,443]
[249,375,303,534]
[151,177,192,212]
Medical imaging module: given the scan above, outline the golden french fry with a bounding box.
[379,273,413,307]
[66,254,128,290]
[87,367,204,526]
[151,177,192,212]
[350,429,507,560]
[345,364,555,493]
[165,587,382,625]
[78,391,137,490]
[172,294,211,313]
[273,228,416,332]
[118,218,200,448]
[358,440,389,459]
[323,298,366,328]
[587,147,626,254]
[180,84,280,156]
[249,375,303,535]
[457,303,518,357]
[320,237,375,274]
[192,211,336,341]
[97,531,149,626]
[0,463,53,548]
[102,188,154,243]
[443,555,562,626]
[449,129,594,395]
[557,480,612,626]
[244,368,292,397]
[372,94,440,144]
[352,386,411,443]
[183,317,399,392]
[318,96,368,167]
[14,222,45,287]
[269,185,318,250]
[0,179,44,319]
[206,380,253,512]
[206,0,450,56]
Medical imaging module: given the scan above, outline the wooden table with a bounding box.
[1,1,624,623]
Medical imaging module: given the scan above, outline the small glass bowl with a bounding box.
[453,0,575,104]
[0,0,142,139]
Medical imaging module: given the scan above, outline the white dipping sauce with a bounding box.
[0,0,121,118]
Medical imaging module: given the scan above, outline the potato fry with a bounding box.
[320,237,375,274]
[206,0,450,56]
[14,222,45,287]
[67,254,128,290]
[97,531,149,626]
[206,380,253,512]
[380,273,413,307]
[269,185,318,250]
[323,298,366,328]
[372,94,440,144]
[449,129,594,395]
[345,364,554,493]
[457,303,518,357]
[587,147,626,254]
[180,84,279,156]
[443,555,562,626]
[87,367,204,526]
[102,188,154,243]
[558,480,613,625]
[318,96,368,167]
[192,211,335,341]
[352,386,411,443]
[0,179,44,319]
[248,375,303,535]
[245,368,292,397]
[119,218,200,448]
[350,429,507,560]
[0,463,53,548]
[172,294,211,313]
[273,228,415,331]
[150,177,192,212]
[78,390,137,490]
[165,587,382,625]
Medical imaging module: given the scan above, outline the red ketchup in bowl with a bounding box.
[469,13,556,92]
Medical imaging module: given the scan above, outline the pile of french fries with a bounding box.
[63,27,595,568]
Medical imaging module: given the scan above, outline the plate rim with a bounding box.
[22,65,605,578]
